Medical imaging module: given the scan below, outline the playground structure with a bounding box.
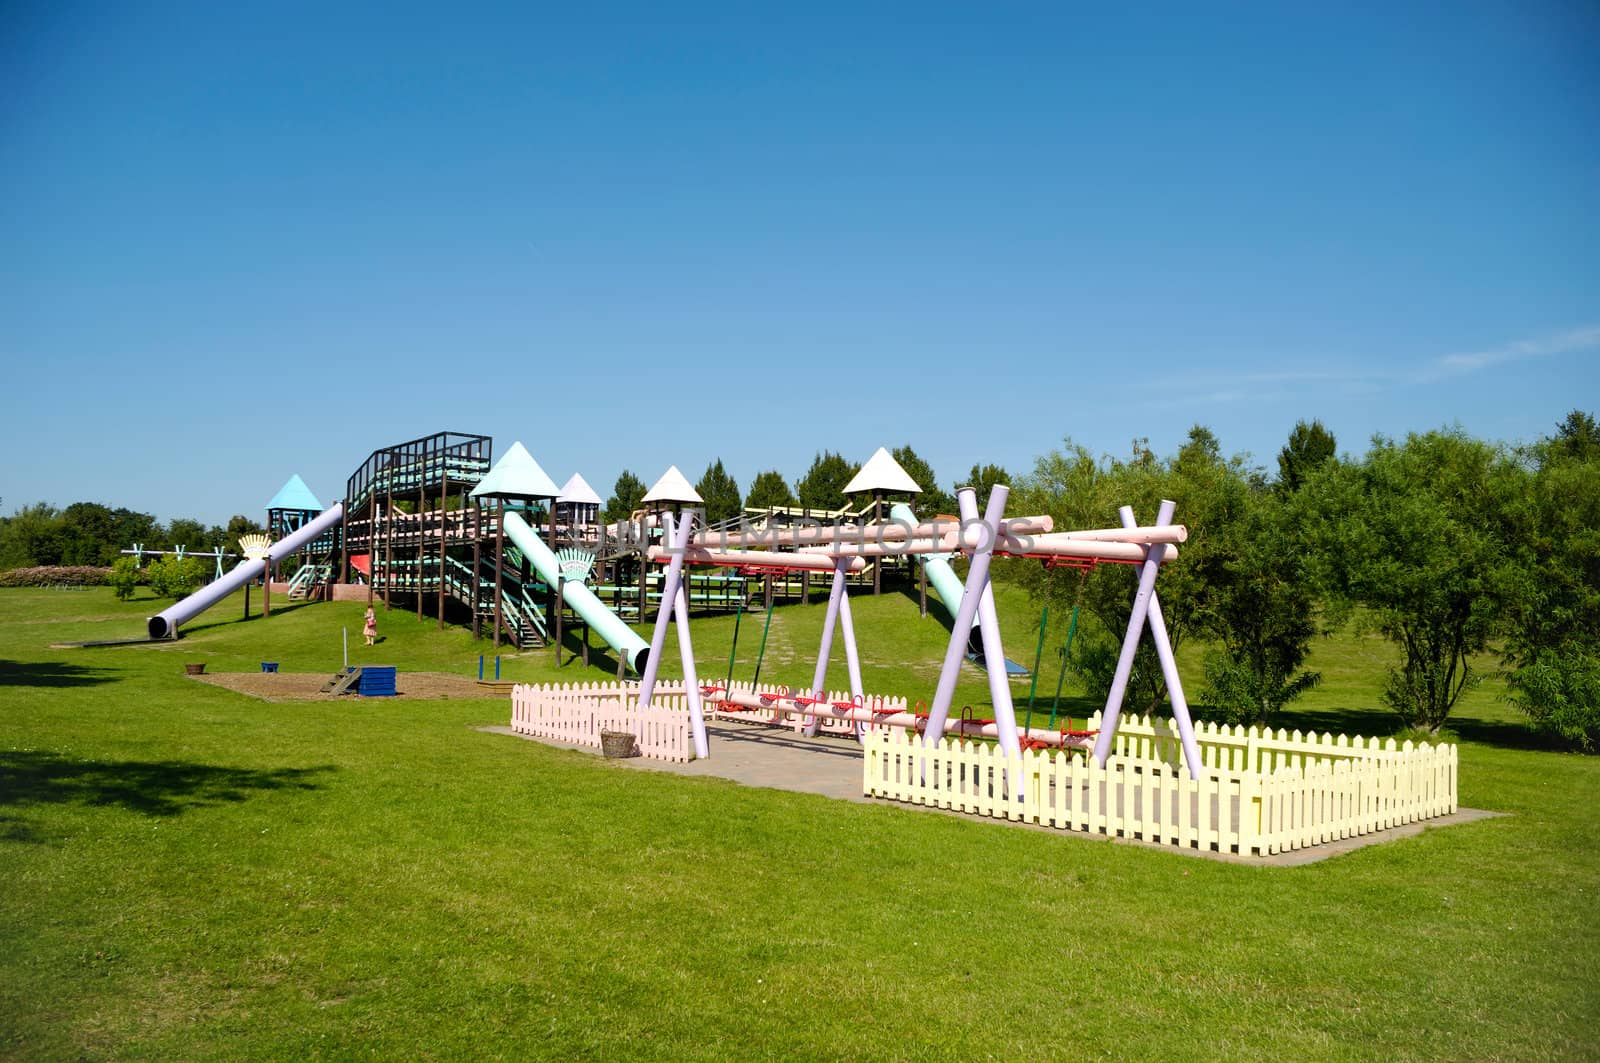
[145,432,882,666]
[133,429,1460,856]
[511,475,1200,768]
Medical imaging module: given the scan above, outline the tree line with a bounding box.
[1010,411,1600,752]
[600,447,1012,525]
[0,502,265,570]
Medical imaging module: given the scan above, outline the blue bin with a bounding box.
[359,666,397,697]
[261,662,279,673]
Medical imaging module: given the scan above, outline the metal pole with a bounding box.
[724,594,744,691]
[637,512,691,709]
[1050,605,1080,728]
[924,486,1007,747]
[1024,605,1048,733]
[750,596,775,688]
[959,488,1021,764]
[836,577,866,741]
[1117,503,1203,779]
[802,561,847,737]
[672,579,710,759]
[1091,499,1175,767]
[493,501,505,648]
[555,575,566,665]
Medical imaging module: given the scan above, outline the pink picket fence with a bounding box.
[510,683,692,762]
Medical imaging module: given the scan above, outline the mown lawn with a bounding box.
[2,587,1597,1059]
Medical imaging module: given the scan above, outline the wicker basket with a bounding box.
[184,663,206,676]
[599,730,640,759]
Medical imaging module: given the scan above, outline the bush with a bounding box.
[1203,650,1321,727]
[146,557,208,599]
[110,558,140,600]
[1073,632,1167,715]
[1507,649,1600,753]
[0,565,112,587]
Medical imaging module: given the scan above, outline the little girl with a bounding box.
[363,605,377,646]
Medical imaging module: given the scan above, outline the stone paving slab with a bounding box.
[481,721,1502,865]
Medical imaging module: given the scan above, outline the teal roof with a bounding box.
[470,441,561,499]
[267,473,323,513]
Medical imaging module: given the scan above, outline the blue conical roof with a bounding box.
[267,473,323,512]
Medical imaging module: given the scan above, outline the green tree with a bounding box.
[1197,490,1321,726]
[1013,429,1256,714]
[165,517,209,551]
[1276,419,1337,493]
[694,459,743,525]
[0,503,64,569]
[603,470,646,523]
[794,451,854,511]
[1498,420,1600,750]
[1302,429,1519,732]
[109,557,140,600]
[147,556,207,598]
[59,502,118,565]
[1549,409,1600,463]
[222,514,265,554]
[745,470,795,510]
[962,463,1011,510]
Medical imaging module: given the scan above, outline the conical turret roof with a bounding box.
[470,441,561,499]
[557,472,603,506]
[642,465,703,505]
[843,447,922,495]
[266,473,324,512]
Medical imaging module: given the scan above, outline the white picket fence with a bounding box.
[509,683,692,762]
[863,718,1458,856]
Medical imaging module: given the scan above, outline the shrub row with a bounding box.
[0,565,113,587]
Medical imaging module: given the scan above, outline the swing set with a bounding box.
[1020,559,1096,740]
[630,484,1206,778]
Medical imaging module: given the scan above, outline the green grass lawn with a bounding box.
[3,586,1598,1059]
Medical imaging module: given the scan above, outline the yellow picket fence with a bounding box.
[863,719,1457,856]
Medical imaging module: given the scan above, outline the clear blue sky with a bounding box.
[4,2,1597,526]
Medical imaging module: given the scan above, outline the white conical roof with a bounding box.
[557,472,603,506]
[470,441,560,499]
[843,446,922,495]
[642,464,703,504]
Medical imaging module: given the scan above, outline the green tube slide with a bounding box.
[500,510,650,674]
[890,502,981,656]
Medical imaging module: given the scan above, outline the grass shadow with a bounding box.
[1438,713,1567,753]
[555,628,621,674]
[0,751,334,820]
[1258,702,1561,751]
[0,659,118,687]
[180,598,320,636]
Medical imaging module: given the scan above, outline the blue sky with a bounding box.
[4,2,1597,526]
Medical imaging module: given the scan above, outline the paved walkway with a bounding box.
[482,721,1500,866]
